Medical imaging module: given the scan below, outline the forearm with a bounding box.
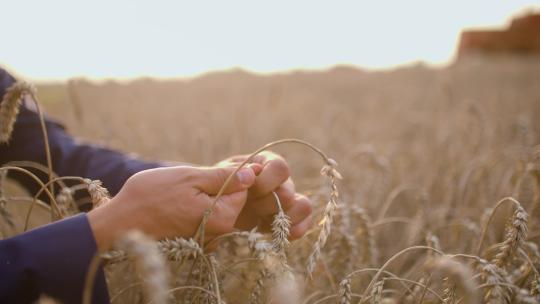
[0,103,161,196]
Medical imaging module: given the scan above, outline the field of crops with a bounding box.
[1,56,540,303]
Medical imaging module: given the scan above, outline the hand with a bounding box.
[216,151,313,240]
[88,164,261,252]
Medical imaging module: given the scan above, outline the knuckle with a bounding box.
[216,168,230,183]
[178,167,200,184]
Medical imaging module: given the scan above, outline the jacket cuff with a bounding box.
[14,214,109,303]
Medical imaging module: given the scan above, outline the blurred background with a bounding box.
[1,1,539,79]
[0,1,539,194]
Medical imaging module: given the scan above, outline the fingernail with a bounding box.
[237,168,254,185]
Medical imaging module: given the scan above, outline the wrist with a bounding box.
[87,196,128,252]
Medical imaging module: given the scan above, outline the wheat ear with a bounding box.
[116,230,169,304]
[338,278,352,304]
[307,158,341,276]
[426,257,479,304]
[492,202,528,268]
[477,260,512,303]
[0,81,35,143]
[159,237,202,260]
[271,191,291,267]
[84,179,111,208]
[370,279,385,304]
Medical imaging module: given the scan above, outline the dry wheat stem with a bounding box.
[4,160,65,188]
[351,206,377,266]
[25,176,88,228]
[0,166,60,224]
[343,268,413,295]
[360,246,444,302]
[370,217,415,229]
[82,253,103,304]
[30,90,55,199]
[374,277,444,303]
[202,254,222,304]
[377,185,418,220]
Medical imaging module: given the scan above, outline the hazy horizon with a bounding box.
[2,1,539,81]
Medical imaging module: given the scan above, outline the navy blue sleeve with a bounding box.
[0,68,161,196]
[0,214,109,303]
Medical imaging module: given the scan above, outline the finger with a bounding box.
[211,190,249,234]
[289,215,313,240]
[247,179,296,216]
[250,155,291,197]
[195,164,260,195]
[283,194,312,225]
[256,193,311,233]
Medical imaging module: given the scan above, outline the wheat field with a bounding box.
[1,56,540,303]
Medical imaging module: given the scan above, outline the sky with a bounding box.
[1,1,539,80]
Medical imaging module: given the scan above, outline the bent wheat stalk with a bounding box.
[192,139,341,275]
[476,197,528,256]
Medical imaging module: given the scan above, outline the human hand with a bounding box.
[88,164,261,252]
[216,151,313,240]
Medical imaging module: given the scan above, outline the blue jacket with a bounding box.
[0,68,160,303]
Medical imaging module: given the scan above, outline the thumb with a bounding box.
[196,164,260,195]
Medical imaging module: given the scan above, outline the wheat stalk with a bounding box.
[351,206,377,266]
